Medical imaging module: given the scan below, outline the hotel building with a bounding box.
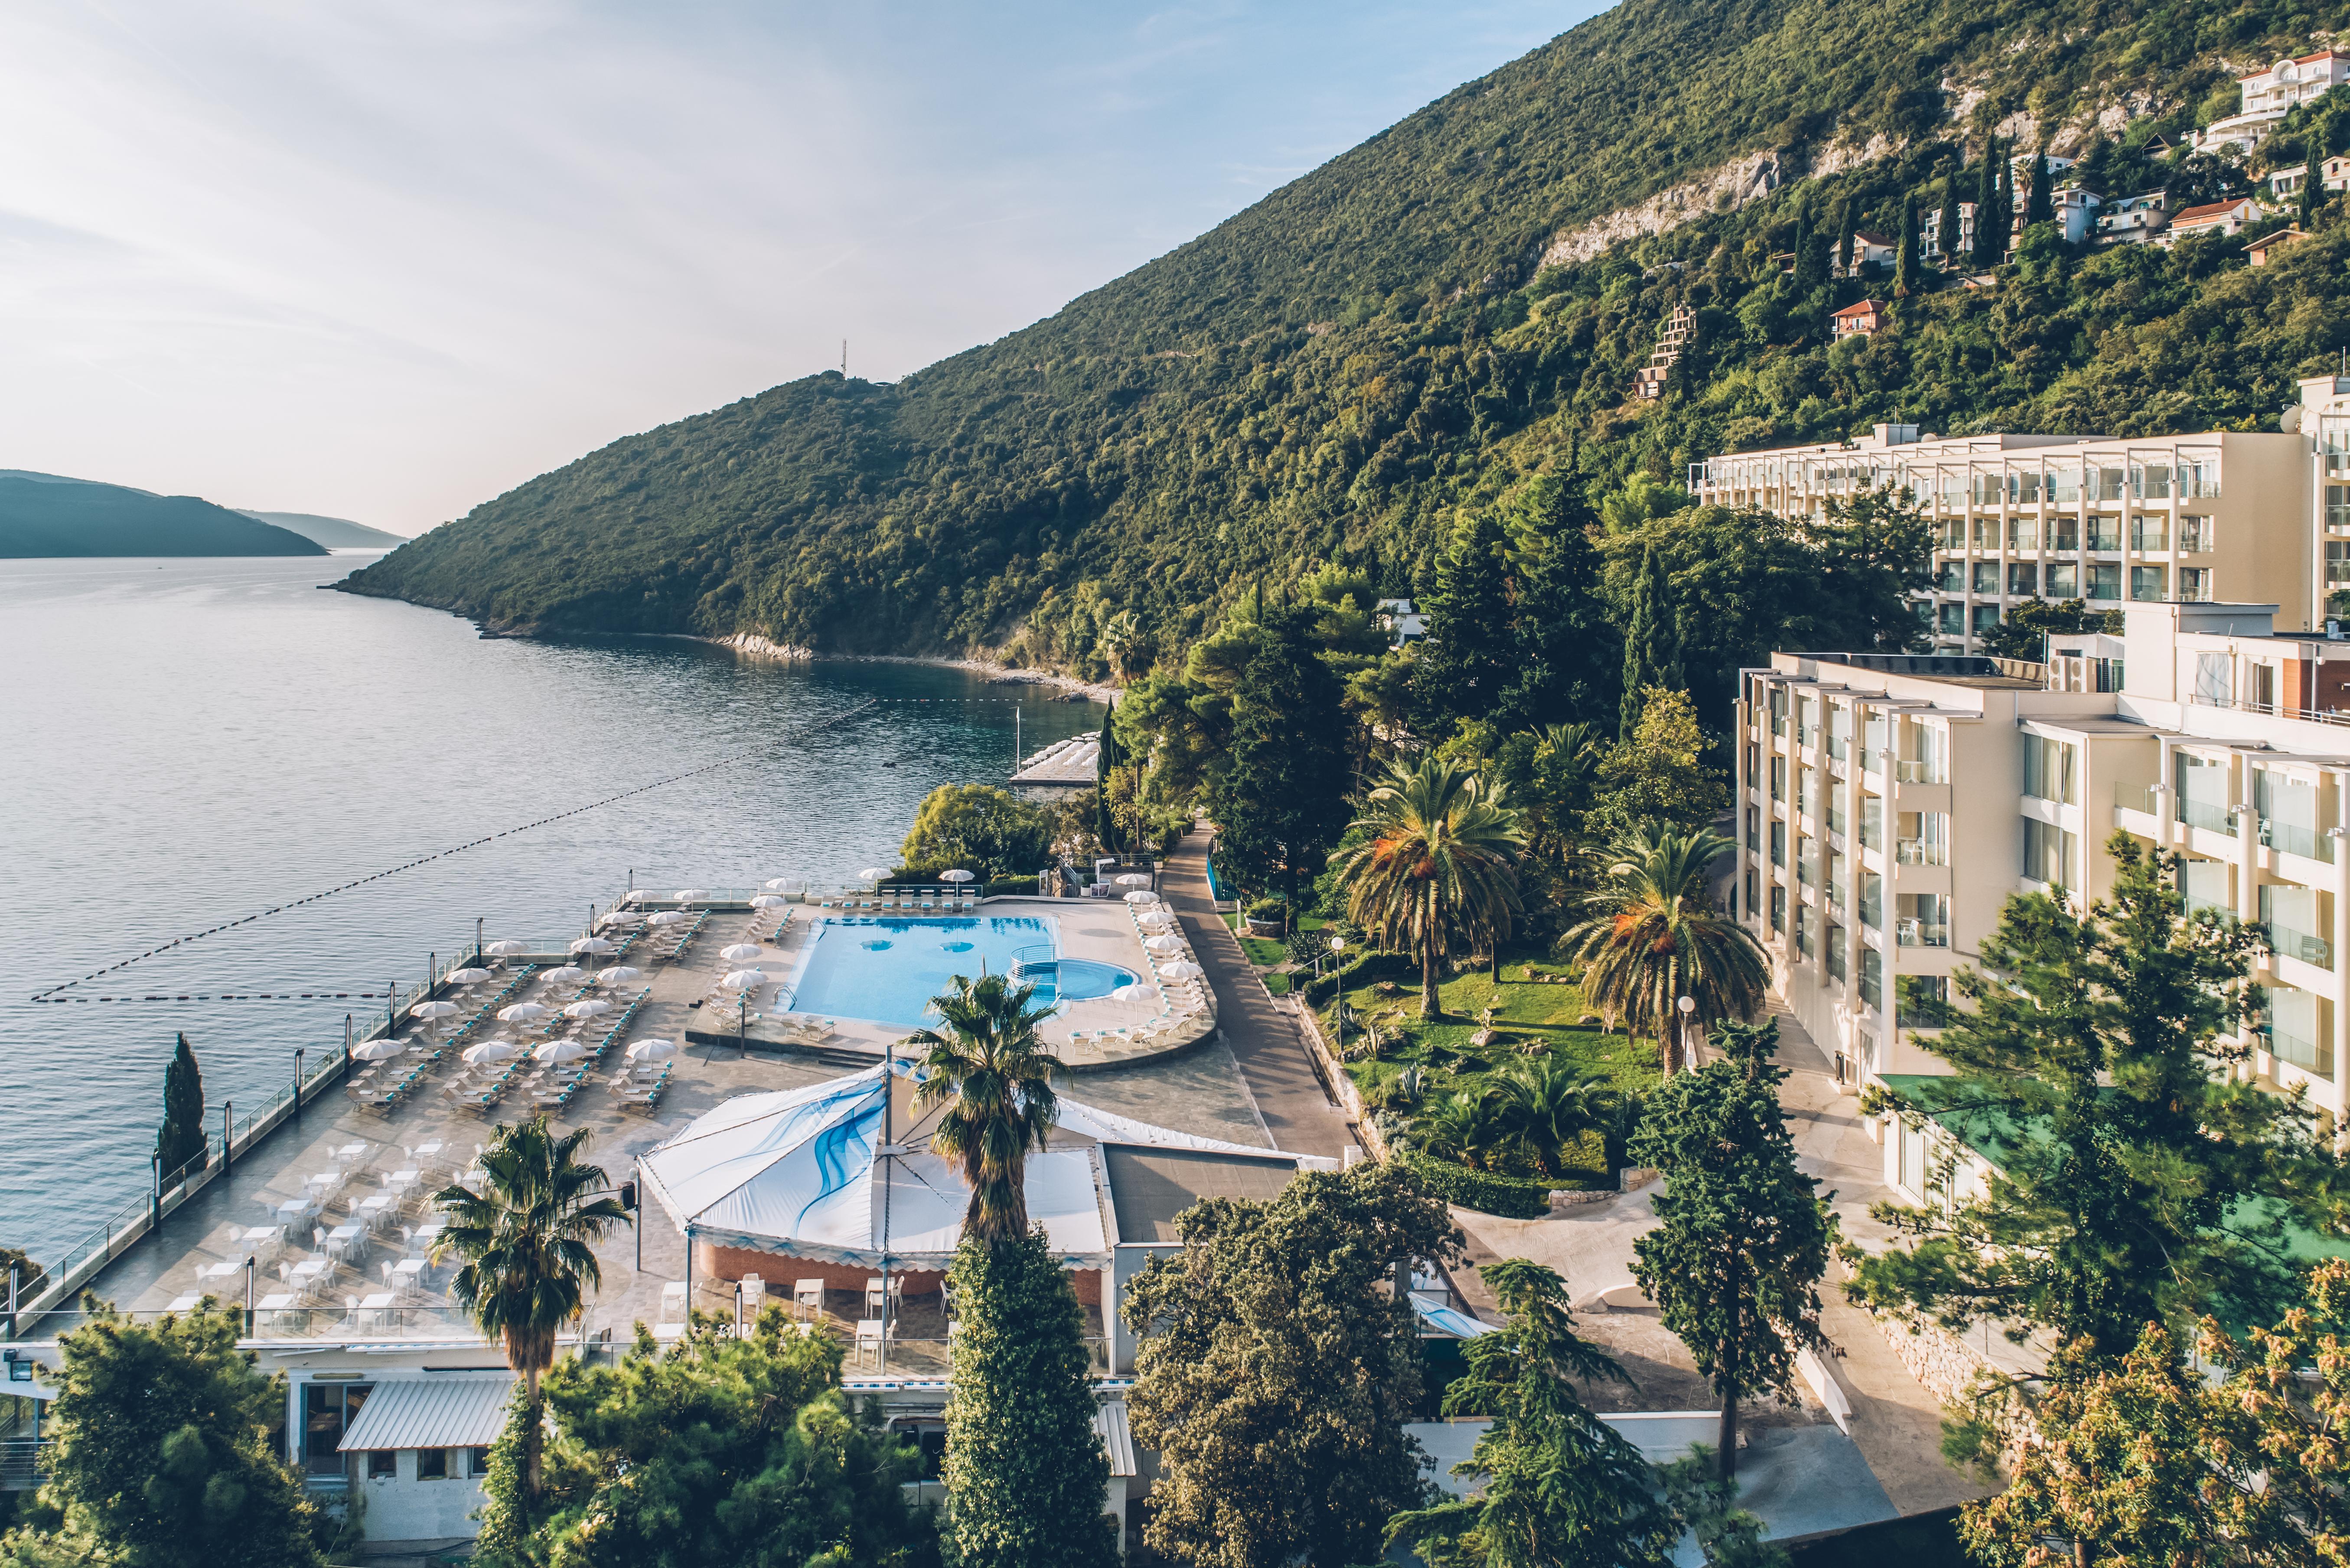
[1733,601,2350,1148]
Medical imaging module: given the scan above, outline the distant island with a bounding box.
[234,509,407,550]
[0,471,327,558]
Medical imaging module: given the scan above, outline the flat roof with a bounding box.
[338,1374,514,1451]
[1104,1147,1303,1243]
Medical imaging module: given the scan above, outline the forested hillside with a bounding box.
[0,474,326,558]
[344,0,2350,680]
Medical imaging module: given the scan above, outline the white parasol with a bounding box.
[1143,934,1183,955]
[463,1040,519,1064]
[719,943,764,962]
[409,1000,460,1020]
[443,967,491,985]
[589,965,643,987]
[482,940,528,956]
[570,936,617,955]
[562,998,613,1020]
[352,1037,405,1062]
[719,969,767,991]
[1116,873,1153,887]
[673,888,705,901]
[498,1002,551,1023]
[1160,960,1203,981]
[626,1038,678,1062]
[645,911,690,927]
[764,878,795,891]
[939,869,976,883]
[540,965,587,984]
[534,1040,587,1063]
[750,894,787,909]
[1123,890,1161,905]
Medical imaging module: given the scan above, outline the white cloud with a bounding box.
[0,0,1595,532]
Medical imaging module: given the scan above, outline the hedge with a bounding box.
[1397,1149,1613,1219]
[1303,949,1412,1005]
[986,875,1040,896]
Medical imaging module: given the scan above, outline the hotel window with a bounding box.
[2052,465,2082,503]
[2094,466,2127,503]
[1936,560,1965,593]
[303,1383,373,1477]
[2131,565,2168,601]
[2180,567,2211,601]
[1828,703,1851,763]
[2174,750,2232,831]
[2053,515,2080,552]
[1859,948,1883,1011]
[2192,654,2233,707]
[2264,984,2333,1078]
[1770,756,1786,801]
[2012,469,2043,505]
[2088,515,2122,551]
[1896,892,1950,945]
[1797,766,1817,820]
[1771,884,1787,933]
[2328,485,2350,533]
[1860,795,1883,851]
[2022,817,2077,887]
[1769,685,1789,736]
[2011,514,2040,551]
[2135,461,2173,501]
[1862,713,1887,773]
[1771,821,1786,867]
[1746,806,1760,852]
[2046,562,2078,597]
[2007,562,2039,597]
[2180,515,2215,553]
[2254,766,2328,861]
[1939,602,1965,635]
[368,1451,396,1480]
[2023,735,2077,803]
[1973,515,2002,550]
[2129,515,2169,552]
[1972,561,2001,594]
[2086,563,2122,600]
[1860,870,1883,928]
[1827,850,1847,909]
[1745,868,1758,918]
[2180,857,2229,916]
[1826,926,1848,981]
[417,1448,450,1482]
[1796,904,1817,958]
[1898,974,1951,1027]
[2327,541,2350,587]
[1798,836,1819,887]
[1972,603,2002,633]
[2260,883,2332,969]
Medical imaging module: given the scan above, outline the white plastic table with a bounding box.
[358,1291,398,1329]
[334,1143,367,1161]
[274,1199,314,1222]
[325,1224,364,1262]
[167,1294,202,1311]
[198,1260,243,1282]
[391,1258,427,1282]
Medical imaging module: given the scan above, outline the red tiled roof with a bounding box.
[2172,199,2253,225]
[1853,231,1895,247]
[2244,228,2309,251]
[2294,49,2349,65]
[1832,300,1884,319]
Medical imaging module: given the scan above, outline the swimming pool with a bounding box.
[782,916,1139,1030]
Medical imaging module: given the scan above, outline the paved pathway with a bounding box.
[1158,834,1355,1161]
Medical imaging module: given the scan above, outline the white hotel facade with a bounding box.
[1713,376,2350,1169]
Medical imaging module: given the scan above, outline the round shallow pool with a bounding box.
[1050,957,1141,1002]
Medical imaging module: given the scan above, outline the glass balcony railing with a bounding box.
[2268,1023,2334,1078]
[2178,797,2233,834]
[2268,926,2335,970]
[1895,920,1950,947]
[1894,838,1946,865]
[2260,818,2336,863]
[2114,782,2159,816]
[1894,760,1944,784]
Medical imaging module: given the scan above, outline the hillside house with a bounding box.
[1833,231,1898,277]
[2166,197,2261,244]
[2096,192,2170,244]
[1831,300,1886,339]
[2246,226,2310,265]
[1376,598,1427,645]
[1921,202,1975,262]
[2271,163,2311,199]
[2196,51,2350,153]
[2329,153,2350,192]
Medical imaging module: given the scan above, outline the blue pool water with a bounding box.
[785,916,1138,1030]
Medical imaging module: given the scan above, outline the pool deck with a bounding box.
[48,895,1275,1347]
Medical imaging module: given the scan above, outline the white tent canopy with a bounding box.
[639,1066,1321,1269]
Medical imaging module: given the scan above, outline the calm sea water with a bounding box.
[0,555,1102,1264]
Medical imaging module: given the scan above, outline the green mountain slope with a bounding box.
[341,0,2346,672]
[0,474,327,558]
[235,509,407,549]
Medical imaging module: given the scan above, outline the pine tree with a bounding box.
[1205,608,1351,905]
[1494,476,1621,733]
[1972,142,2001,267]
[1895,193,1921,298]
[945,1230,1120,1568]
[1630,1024,1837,1478]
[1415,507,1518,723]
[1618,542,1680,740]
[2301,154,2323,228]
[156,1033,206,1182]
[2026,149,2053,227]
[1937,168,1964,270]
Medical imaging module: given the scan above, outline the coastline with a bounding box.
[808,650,1118,705]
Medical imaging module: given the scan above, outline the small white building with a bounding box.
[336,1374,513,1542]
[1375,598,1427,646]
[2195,50,2350,153]
[2097,192,2171,245]
[2166,196,2262,244]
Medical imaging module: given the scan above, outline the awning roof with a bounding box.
[639,1065,1322,1268]
[338,1376,515,1452]
[1095,1402,1137,1477]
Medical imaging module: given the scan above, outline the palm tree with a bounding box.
[1491,1060,1620,1178]
[907,971,1066,1246]
[1558,824,1767,1075]
[430,1115,628,1516]
[1327,755,1525,1019]
[1412,1090,1516,1172]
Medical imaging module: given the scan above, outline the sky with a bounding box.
[0,1,1603,535]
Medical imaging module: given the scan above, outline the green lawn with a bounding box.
[1324,954,1662,1182]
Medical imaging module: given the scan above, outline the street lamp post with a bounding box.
[1675,994,1697,1074]
[1328,938,1346,1053]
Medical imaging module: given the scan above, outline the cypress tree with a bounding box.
[1618,541,1681,740]
[157,1033,207,1181]
[1835,196,1856,275]
[2301,153,2323,228]
[1972,142,2001,267]
[1995,154,2016,258]
[1092,698,1121,856]
[1937,167,1964,269]
[944,1229,1121,1568]
[1789,197,1814,287]
[2027,148,2054,226]
[1895,192,1921,298]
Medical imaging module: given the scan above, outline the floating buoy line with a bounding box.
[28,697,880,1003]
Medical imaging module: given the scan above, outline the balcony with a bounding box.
[1894,838,1947,866]
[2260,818,2337,863]
[2178,797,2235,834]
[2266,925,2335,970]
[1894,760,1945,784]
[1895,919,1950,947]
[2267,1022,2335,1079]
[2114,782,2159,817]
